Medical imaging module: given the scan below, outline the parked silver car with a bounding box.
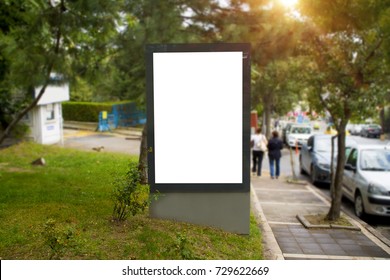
[300,134,355,185]
[342,143,390,218]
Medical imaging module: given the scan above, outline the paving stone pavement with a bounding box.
[251,172,390,260]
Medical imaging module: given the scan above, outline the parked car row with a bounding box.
[347,123,383,138]
[300,135,390,219]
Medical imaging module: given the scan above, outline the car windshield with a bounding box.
[291,127,311,134]
[315,138,355,153]
[315,138,337,152]
[360,149,390,171]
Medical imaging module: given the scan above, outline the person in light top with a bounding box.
[251,128,268,176]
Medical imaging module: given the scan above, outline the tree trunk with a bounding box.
[264,101,272,139]
[0,107,9,131]
[329,135,337,198]
[326,126,347,221]
[138,124,148,184]
[379,108,385,134]
[384,106,390,134]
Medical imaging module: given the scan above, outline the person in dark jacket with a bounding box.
[267,130,283,179]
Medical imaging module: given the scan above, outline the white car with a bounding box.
[342,143,390,218]
[287,124,313,148]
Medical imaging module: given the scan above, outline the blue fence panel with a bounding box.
[97,111,111,132]
[112,103,146,127]
[107,113,116,130]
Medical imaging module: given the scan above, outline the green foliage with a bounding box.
[41,218,77,259]
[171,231,198,260]
[62,101,129,122]
[253,59,301,114]
[62,101,112,122]
[70,77,93,102]
[0,0,122,142]
[111,162,150,222]
[297,1,390,128]
[94,0,193,105]
[11,122,30,139]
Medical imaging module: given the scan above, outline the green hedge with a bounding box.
[62,101,128,122]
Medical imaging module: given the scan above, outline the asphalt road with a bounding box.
[63,129,141,155]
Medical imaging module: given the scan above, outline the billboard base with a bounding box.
[150,192,250,235]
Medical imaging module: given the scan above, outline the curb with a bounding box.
[304,182,390,251]
[296,214,361,231]
[250,185,284,260]
[63,121,143,138]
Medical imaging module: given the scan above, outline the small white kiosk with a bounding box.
[23,80,70,145]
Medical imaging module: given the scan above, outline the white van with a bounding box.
[287,124,313,148]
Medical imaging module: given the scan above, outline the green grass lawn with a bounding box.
[0,142,263,260]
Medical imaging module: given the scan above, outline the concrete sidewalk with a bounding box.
[251,172,390,260]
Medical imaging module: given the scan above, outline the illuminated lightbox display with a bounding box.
[146,44,250,192]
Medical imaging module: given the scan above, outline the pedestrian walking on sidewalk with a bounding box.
[267,130,283,179]
[251,128,268,176]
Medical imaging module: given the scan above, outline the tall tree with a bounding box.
[214,0,302,137]
[107,0,206,183]
[252,58,302,135]
[182,0,304,137]
[298,0,390,220]
[0,0,120,144]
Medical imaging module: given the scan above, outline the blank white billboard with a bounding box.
[153,51,243,184]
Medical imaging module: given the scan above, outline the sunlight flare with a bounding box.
[279,0,298,8]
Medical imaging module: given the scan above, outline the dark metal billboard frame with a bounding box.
[146,43,250,193]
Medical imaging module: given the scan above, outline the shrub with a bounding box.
[62,102,113,122]
[42,218,77,259]
[11,123,30,139]
[172,232,197,260]
[111,162,150,222]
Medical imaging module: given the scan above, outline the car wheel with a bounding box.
[310,165,317,185]
[354,192,366,219]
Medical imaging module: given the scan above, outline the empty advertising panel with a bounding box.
[146,44,250,234]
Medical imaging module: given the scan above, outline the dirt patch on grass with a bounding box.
[0,163,34,173]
